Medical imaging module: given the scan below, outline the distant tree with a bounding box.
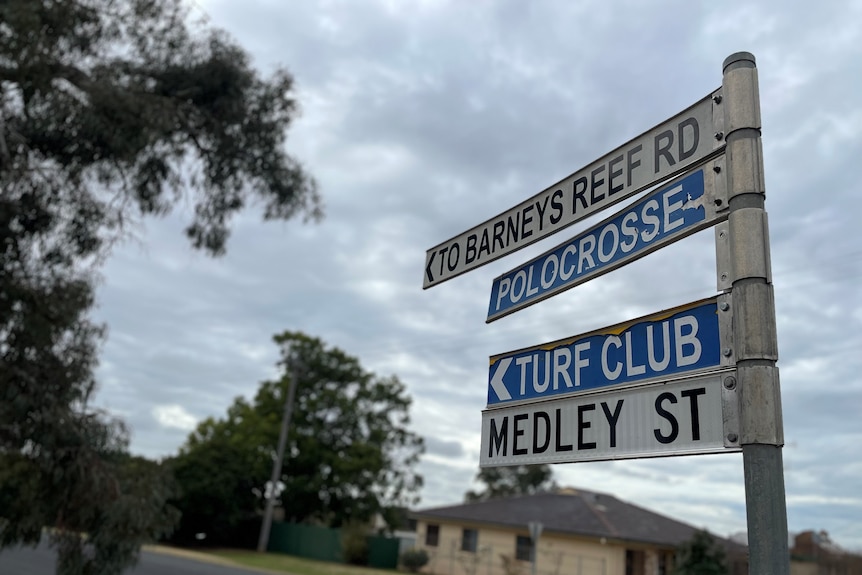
[169,332,425,544]
[464,465,556,502]
[1,0,319,571]
[674,529,728,575]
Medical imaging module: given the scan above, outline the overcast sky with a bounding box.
[93,0,860,550]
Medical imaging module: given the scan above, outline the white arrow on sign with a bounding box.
[489,358,513,401]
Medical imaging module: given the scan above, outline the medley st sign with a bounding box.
[480,371,737,467]
[423,90,724,289]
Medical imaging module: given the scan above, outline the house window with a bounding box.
[462,528,478,552]
[426,524,439,547]
[515,535,533,562]
[625,550,645,575]
[658,552,671,575]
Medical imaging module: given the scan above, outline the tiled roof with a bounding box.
[410,488,745,550]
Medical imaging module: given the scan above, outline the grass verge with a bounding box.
[205,549,399,575]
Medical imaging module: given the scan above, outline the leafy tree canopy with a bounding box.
[169,332,425,545]
[0,0,320,259]
[674,529,728,575]
[464,464,556,502]
[1,0,320,572]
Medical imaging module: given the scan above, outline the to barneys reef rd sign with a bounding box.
[480,370,739,467]
[487,297,731,407]
[487,158,727,322]
[423,90,725,289]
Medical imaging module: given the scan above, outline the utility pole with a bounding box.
[256,356,301,553]
[722,51,789,574]
[528,521,543,575]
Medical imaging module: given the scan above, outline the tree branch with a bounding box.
[0,87,9,167]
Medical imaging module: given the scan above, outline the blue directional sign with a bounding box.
[487,162,726,322]
[487,298,725,407]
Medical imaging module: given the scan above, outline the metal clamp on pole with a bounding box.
[722,51,789,574]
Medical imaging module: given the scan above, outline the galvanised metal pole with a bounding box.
[528,521,542,575]
[256,357,301,553]
[722,52,789,574]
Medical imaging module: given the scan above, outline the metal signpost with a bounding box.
[721,52,788,575]
[528,521,543,575]
[423,52,788,574]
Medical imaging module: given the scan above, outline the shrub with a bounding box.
[401,548,430,572]
[341,522,369,565]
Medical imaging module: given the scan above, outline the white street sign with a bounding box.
[424,90,724,288]
[480,371,739,467]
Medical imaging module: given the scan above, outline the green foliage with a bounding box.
[0,0,320,258]
[401,548,429,573]
[170,332,425,544]
[378,505,411,533]
[0,207,180,573]
[1,0,320,572]
[1,445,179,574]
[464,465,556,502]
[163,422,264,546]
[341,521,370,566]
[673,529,728,575]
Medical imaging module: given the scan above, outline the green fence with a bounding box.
[268,522,400,569]
[367,535,400,569]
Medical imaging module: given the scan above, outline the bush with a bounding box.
[401,548,429,572]
[341,522,369,565]
[674,529,727,575]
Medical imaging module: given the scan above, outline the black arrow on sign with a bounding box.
[425,250,436,284]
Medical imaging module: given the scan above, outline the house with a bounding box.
[410,487,747,575]
[790,530,862,575]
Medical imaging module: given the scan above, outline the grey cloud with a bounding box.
[424,437,465,459]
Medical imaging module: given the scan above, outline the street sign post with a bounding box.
[423,90,725,289]
[421,51,788,574]
[487,158,728,322]
[721,52,789,574]
[528,521,543,575]
[481,370,739,467]
[487,297,732,406]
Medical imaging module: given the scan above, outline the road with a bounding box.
[0,542,266,575]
